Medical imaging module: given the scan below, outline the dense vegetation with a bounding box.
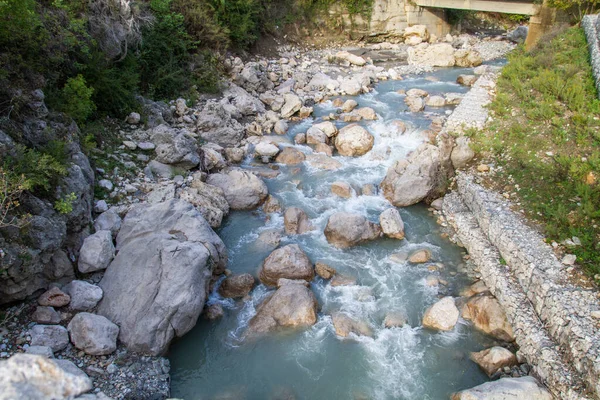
[0,0,373,125]
[470,27,600,275]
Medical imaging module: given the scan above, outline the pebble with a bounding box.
[123,141,137,150]
[561,254,576,265]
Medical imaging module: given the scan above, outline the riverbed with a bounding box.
[169,64,500,400]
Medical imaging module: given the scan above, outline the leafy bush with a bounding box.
[54,192,77,214]
[81,49,140,118]
[60,74,96,124]
[7,144,69,194]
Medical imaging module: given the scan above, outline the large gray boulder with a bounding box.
[151,124,201,170]
[0,354,92,400]
[324,212,381,248]
[30,325,69,352]
[334,124,374,157]
[196,101,246,147]
[381,143,449,207]
[77,230,115,274]
[259,244,314,286]
[206,169,268,210]
[97,199,227,355]
[247,280,318,336]
[452,377,553,400]
[62,280,103,311]
[280,93,302,118]
[179,179,230,228]
[67,312,118,356]
[93,210,121,238]
[223,84,266,116]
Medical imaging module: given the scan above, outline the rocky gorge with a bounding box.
[0,22,584,400]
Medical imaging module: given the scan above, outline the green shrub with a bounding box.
[60,74,96,124]
[192,51,222,93]
[0,0,41,53]
[209,0,262,49]
[139,0,196,99]
[54,192,77,214]
[7,144,69,194]
[0,167,29,228]
[81,50,140,118]
[171,0,230,49]
[548,0,600,22]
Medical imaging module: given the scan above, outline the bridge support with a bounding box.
[405,3,451,37]
[525,0,557,50]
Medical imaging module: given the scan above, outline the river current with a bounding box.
[169,63,502,400]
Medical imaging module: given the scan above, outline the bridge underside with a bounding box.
[414,0,540,15]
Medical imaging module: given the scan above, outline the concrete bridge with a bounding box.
[414,0,540,16]
[411,0,555,48]
[330,0,556,48]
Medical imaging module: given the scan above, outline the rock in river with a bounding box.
[452,376,552,400]
[461,293,515,342]
[470,346,518,376]
[275,147,306,165]
[422,297,459,331]
[219,273,255,299]
[97,199,227,355]
[284,207,313,235]
[331,313,373,337]
[315,262,336,280]
[247,279,318,336]
[335,124,374,157]
[206,169,268,210]
[379,208,405,240]
[381,143,448,207]
[259,244,314,286]
[324,212,381,248]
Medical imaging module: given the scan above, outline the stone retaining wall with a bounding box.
[583,14,600,98]
[442,70,497,135]
[443,175,600,399]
